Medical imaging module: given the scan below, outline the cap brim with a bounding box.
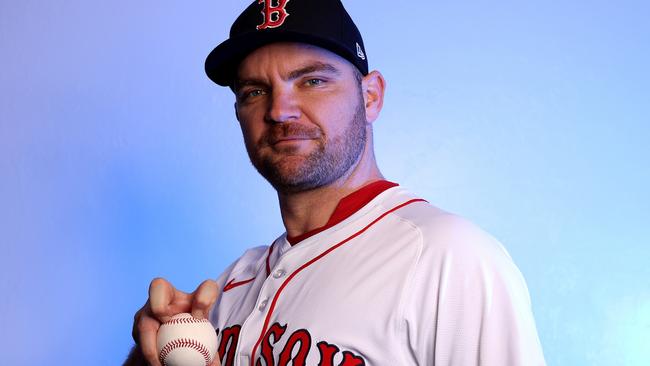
[205,31,364,87]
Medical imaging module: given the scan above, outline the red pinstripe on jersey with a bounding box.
[249,198,427,362]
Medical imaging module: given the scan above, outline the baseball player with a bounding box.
[126,0,546,365]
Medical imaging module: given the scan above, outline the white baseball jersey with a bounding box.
[209,182,546,366]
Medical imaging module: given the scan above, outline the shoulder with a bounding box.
[214,245,270,287]
[380,192,527,297]
[390,192,545,364]
[390,197,514,269]
[387,193,534,316]
[232,245,270,268]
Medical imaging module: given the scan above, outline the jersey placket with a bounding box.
[239,229,353,365]
[229,188,417,365]
[232,239,299,365]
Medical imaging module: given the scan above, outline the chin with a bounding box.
[260,161,326,193]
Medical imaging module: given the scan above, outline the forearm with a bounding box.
[123,345,148,366]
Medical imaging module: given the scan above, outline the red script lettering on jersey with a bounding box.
[217,323,366,366]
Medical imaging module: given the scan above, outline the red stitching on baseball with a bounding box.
[164,317,210,326]
[159,337,212,366]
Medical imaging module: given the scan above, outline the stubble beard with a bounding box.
[248,96,367,194]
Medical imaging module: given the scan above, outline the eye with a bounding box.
[238,88,266,101]
[305,78,325,86]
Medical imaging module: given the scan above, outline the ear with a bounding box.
[361,70,386,124]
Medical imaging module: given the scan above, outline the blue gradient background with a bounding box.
[1,1,648,365]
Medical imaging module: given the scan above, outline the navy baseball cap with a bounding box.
[205,0,368,86]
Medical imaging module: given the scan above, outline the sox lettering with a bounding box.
[217,323,366,366]
[257,0,291,30]
[217,325,241,366]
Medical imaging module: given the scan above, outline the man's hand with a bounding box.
[128,278,221,366]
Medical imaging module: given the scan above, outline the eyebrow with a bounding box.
[235,62,342,90]
[287,62,341,80]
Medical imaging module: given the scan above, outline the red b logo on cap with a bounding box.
[257,0,290,30]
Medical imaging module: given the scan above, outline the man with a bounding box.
[127,0,546,365]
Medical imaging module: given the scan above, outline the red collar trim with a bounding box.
[286,180,398,245]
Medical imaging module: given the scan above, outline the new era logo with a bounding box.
[356,42,366,60]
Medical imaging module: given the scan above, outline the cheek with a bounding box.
[304,95,357,134]
[238,120,261,148]
[238,108,264,137]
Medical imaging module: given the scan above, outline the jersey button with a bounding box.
[258,299,268,311]
[273,269,286,279]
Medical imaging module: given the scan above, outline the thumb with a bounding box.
[210,354,223,366]
[190,279,220,319]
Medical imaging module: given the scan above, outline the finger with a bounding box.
[148,277,174,321]
[210,354,223,366]
[138,312,163,366]
[132,304,147,343]
[149,277,192,322]
[191,279,220,319]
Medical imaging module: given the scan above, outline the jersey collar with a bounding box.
[286,180,398,245]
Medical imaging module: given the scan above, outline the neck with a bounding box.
[277,147,383,238]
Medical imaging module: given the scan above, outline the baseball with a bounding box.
[157,313,218,366]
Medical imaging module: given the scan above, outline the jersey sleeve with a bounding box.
[400,213,546,366]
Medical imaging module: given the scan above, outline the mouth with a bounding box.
[266,123,322,147]
[271,136,315,145]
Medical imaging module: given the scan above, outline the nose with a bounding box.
[265,87,301,124]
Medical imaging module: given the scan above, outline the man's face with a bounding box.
[234,42,368,194]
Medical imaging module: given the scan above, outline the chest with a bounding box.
[214,224,421,366]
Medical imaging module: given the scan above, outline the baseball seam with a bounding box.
[159,337,212,366]
[164,317,210,326]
